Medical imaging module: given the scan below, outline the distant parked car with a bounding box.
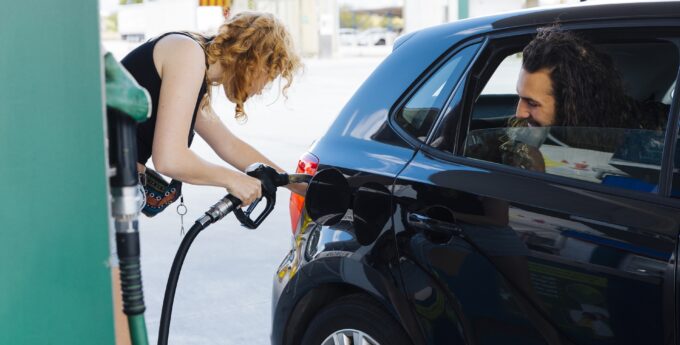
[356,28,397,46]
[339,28,358,46]
[272,2,680,345]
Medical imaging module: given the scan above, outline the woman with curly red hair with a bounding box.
[122,12,303,210]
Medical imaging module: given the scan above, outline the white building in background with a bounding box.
[116,0,230,41]
[247,0,580,55]
[404,0,579,34]
[248,0,339,58]
[114,0,337,57]
[113,0,584,58]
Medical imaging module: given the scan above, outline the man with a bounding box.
[514,26,666,130]
[468,27,669,170]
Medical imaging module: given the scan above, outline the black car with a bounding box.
[272,2,680,345]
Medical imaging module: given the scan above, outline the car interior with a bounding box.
[461,35,679,194]
[470,41,679,130]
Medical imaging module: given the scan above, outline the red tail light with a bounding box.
[290,152,319,233]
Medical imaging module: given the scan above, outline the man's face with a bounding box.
[515,67,556,127]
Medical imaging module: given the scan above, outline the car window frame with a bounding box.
[659,38,680,198]
[387,38,484,149]
[422,22,680,208]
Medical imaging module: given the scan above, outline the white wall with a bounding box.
[252,0,338,58]
[469,0,525,17]
[404,0,446,33]
[404,0,581,34]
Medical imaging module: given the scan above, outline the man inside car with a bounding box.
[469,26,669,172]
[514,26,667,130]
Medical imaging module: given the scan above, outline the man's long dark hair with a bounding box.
[522,27,658,129]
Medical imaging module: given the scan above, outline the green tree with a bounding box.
[339,6,356,28]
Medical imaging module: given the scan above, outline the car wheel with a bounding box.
[301,294,411,345]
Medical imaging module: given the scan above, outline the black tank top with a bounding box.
[121,32,207,164]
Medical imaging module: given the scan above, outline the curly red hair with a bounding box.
[197,12,302,123]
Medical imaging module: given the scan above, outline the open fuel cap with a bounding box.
[305,168,351,226]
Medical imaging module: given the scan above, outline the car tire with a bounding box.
[300,293,411,345]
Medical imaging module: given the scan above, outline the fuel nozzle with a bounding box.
[231,163,311,229]
[199,163,311,229]
[244,162,312,185]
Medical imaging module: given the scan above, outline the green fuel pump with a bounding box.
[1,3,116,343]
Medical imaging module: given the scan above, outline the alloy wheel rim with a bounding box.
[320,329,380,345]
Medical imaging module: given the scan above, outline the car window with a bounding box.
[671,124,680,198]
[394,44,478,141]
[472,53,522,120]
[465,126,666,191]
[457,39,679,194]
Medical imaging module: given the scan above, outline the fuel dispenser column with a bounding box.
[105,52,151,345]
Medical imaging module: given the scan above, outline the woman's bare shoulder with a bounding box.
[153,34,205,78]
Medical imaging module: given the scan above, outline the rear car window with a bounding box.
[394,44,478,141]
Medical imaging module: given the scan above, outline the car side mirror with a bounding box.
[305,168,351,226]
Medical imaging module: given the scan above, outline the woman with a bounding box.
[122,12,303,209]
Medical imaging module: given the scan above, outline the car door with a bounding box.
[392,28,680,345]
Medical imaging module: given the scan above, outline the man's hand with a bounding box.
[502,143,546,172]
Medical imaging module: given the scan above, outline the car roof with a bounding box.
[493,1,680,29]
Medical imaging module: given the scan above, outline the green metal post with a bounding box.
[0,1,115,344]
[458,0,469,19]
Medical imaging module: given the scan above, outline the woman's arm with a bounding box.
[150,35,262,204]
[195,108,283,172]
[195,107,307,195]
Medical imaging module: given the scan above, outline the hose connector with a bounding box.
[111,186,144,225]
[205,194,241,223]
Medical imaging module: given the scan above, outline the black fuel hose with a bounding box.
[157,195,241,345]
[156,170,309,345]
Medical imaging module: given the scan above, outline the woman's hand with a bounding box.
[225,171,262,206]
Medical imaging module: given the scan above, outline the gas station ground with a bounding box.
[104,40,386,344]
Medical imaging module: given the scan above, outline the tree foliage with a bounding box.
[340,6,403,30]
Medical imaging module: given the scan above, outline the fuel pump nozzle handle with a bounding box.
[203,163,311,229]
[201,164,277,225]
[233,163,291,229]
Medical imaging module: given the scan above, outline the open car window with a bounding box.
[465,127,666,193]
[453,35,679,195]
[473,53,522,120]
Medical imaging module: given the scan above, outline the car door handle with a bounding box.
[407,212,462,235]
